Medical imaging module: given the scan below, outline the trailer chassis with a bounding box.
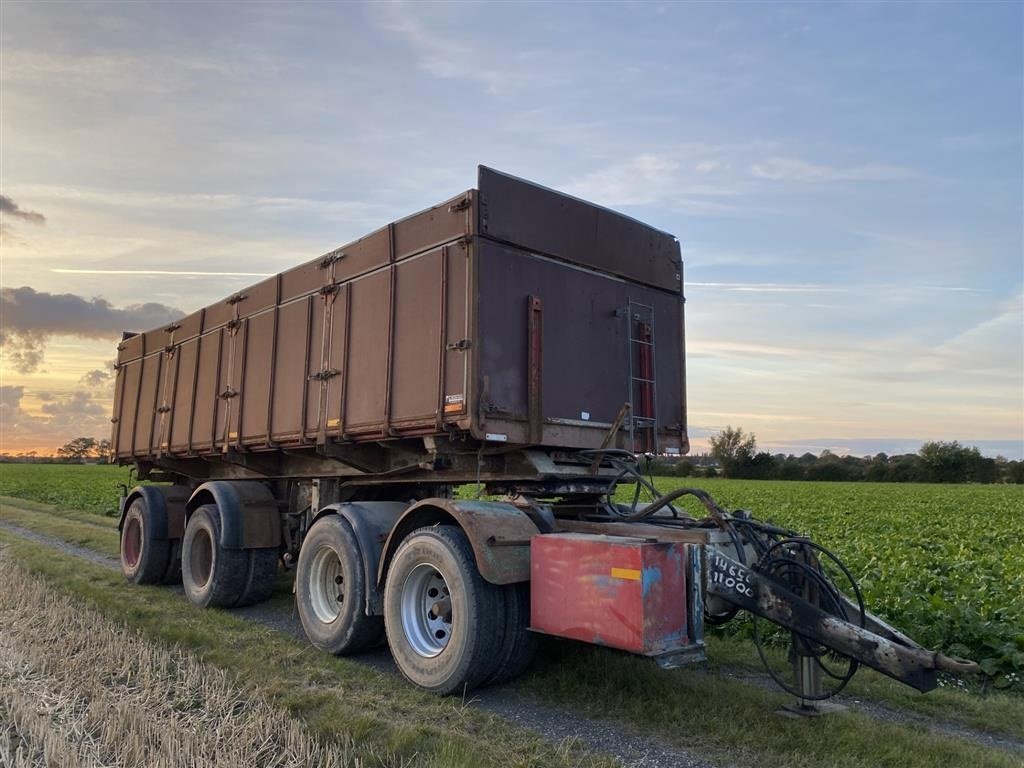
[116,447,979,704]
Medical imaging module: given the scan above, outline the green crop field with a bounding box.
[2,463,1021,691]
[0,463,137,517]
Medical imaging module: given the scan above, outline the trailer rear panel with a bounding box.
[112,167,687,469]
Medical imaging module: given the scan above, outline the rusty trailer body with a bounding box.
[113,168,977,704]
[111,166,686,486]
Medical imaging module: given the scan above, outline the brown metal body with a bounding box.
[111,167,687,484]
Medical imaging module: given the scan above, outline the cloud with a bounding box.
[909,291,1024,379]
[371,3,507,93]
[80,366,115,388]
[563,151,753,214]
[369,2,579,96]
[0,195,46,224]
[0,286,183,373]
[52,268,273,277]
[564,154,684,206]
[0,385,111,453]
[688,281,843,293]
[749,157,918,182]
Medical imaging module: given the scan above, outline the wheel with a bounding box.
[296,515,383,655]
[237,546,280,607]
[484,582,538,686]
[182,504,246,608]
[383,525,504,695]
[163,539,183,585]
[180,505,279,608]
[121,497,172,585]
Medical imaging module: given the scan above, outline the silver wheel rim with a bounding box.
[400,563,452,658]
[309,546,344,624]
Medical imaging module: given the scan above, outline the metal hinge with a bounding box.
[164,345,176,356]
[226,293,247,305]
[164,322,181,333]
[156,405,171,413]
[218,387,238,399]
[318,282,341,297]
[318,249,346,269]
[448,197,471,213]
[446,338,472,351]
[225,319,243,333]
[308,369,340,381]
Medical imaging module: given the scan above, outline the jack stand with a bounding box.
[778,654,848,718]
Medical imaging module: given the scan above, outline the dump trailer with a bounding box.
[113,167,977,704]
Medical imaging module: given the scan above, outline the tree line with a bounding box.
[0,437,112,463]
[650,427,1024,484]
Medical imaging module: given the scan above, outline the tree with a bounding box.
[57,437,99,461]
[709,426,757,477]
[919,441,984,483]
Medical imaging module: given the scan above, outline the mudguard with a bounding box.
[315,502,407,614]
[118,485,190,539]
[185,481,281,550]
[377,498,539,588]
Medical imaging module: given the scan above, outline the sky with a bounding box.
[1,1,1022,458]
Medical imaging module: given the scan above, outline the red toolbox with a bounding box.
[530,533,705,661]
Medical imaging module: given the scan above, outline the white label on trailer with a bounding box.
[580,411,590,420]
[485,433,508,442]
[445,394,465,404]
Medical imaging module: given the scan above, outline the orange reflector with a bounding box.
[610,567,642,581]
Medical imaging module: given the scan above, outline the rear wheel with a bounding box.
[383,526,504,694]
[121,498,172,585]
[182,505,246,608]
[296,515,383,654]
[485,582,538,685]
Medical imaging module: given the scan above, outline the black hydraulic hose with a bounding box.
[750,537,867,699]
[612,486,726,522]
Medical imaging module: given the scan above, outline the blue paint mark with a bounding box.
[642,565,662,598]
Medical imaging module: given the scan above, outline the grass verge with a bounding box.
[0,531,612,768]
[518,641,1023,768]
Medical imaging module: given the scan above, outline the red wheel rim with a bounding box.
[123,516,142,568]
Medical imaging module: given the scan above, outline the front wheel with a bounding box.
[383,526,504,694]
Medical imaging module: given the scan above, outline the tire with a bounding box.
[181,504,250,608]
[120,498,171,585]
[383,525,504,695]
[296,515,383,655]
[162,539,183,585]
[237,546,280,607]
[484,582,538,686]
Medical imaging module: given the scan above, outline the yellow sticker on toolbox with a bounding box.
[610,567,641,581]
